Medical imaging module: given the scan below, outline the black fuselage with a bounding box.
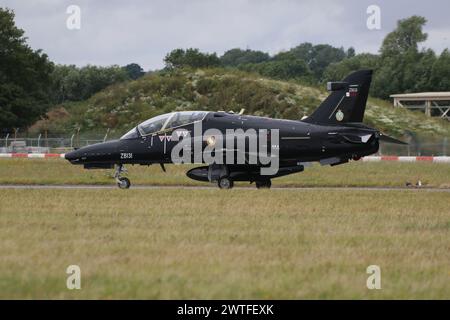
[65,112,379,168]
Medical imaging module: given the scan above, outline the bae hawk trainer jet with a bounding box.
[65,70,406,189]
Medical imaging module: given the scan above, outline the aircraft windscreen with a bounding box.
[165,111,208,130]
[120,127,140,140]
[137,111,208,136]
[137,113,172,136]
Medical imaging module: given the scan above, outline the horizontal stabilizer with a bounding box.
[380,134,408,145]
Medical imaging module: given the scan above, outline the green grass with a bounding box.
[0,188,448,299]
[0,159,449,188]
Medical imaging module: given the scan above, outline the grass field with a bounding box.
[0,158,450,188]
[0,188,449,299]
[0,160,449,299]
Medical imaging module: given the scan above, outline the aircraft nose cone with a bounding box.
[65,150,80,162]
[65,140,122,164]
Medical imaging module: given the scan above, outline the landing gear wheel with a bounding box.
[218,177,234,189]
[114,164,130,189]
[117,177,131,189]
[255,180,271,189]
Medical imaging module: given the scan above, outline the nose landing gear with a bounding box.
[117,177,131,189]
[218,176,234,189]
[114,164,131,189]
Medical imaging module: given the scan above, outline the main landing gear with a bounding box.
[216,176,272,190]
[114,164,131,189]
[255,179,272,189]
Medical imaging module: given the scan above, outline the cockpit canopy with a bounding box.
[120,111,208,139]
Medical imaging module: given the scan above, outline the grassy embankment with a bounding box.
[33,68,450,140]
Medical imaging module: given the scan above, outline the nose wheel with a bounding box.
[114,164,131,189]
[117,177,131,189]
[218,177,234,189]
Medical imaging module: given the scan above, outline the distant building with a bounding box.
[390,92,450,120]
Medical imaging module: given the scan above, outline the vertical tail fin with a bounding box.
[303,70,372,125]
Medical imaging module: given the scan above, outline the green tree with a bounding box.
[51,64,129,103]
[380,16,428,57]
[429,49,450,91]
[0,8,54,130]
[372,16,430,98]
[274,43,347,80]
[405,49,436,92]
[347,47,356,58]
[220,48,270,66]
[123,63,145,80]
[240,58,312,81]
[164,48,221,69]
[323,53,380,81]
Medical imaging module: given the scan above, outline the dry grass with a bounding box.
[0,188,449,299]
[0,159,449,188]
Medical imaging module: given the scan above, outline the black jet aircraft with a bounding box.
[65,70,405,189]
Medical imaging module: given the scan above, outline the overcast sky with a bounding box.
[1,0,449,70]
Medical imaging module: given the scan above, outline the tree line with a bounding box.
[50,63,145,104]
[1,5,449,131]
[0,7,146,131]
[164,16,450,99]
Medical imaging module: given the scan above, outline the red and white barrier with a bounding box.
[0,154,449,163]
[0,153,65,158]
[362,156,450,163]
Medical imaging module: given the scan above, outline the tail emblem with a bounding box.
[335,110,344,121]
